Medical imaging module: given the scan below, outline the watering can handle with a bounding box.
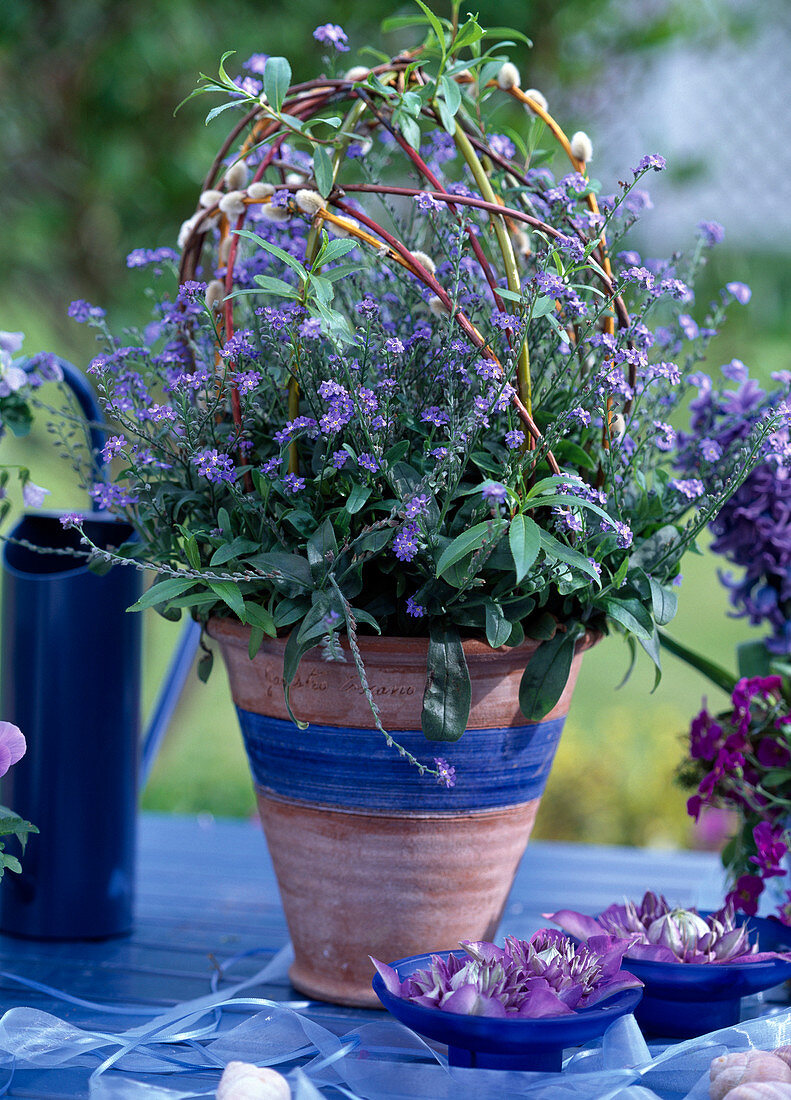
[19,355,201,788]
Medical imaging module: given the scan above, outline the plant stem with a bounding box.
[658,630,738,696]
[452,124,532,417]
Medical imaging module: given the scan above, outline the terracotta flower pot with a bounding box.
[208,618,596,1007]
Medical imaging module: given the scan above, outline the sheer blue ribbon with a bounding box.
[2,947,791,1099]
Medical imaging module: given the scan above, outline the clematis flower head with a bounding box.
[548,891,788,965]
[371,928,642,1017]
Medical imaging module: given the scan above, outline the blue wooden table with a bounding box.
[0,815,732,1097]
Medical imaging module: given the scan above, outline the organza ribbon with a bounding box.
[2,950,791,1100]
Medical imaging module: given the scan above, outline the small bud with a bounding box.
[295,189,326,216]
[411,250,436,276]
[223,160,249,190]
[177,214,200,250]
[610,413,626,439]
[344,65,369,82]
[570,130,594,163]
[456,68,474,84]
[428,295,449,317]
[260,203,291,224]
[205,279,226,312]
[326,215,359,239]
[199,188,224,209]
[219,190,247,218]
[285,171,305,186]
[513,228,531,258]
[219,235,233,265]
[246,182,275,201]
[496,61,521,90]
[524,88,548,113]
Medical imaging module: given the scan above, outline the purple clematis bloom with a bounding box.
[0,722,26,778]
[371,929,642,1017]
[547,891,791,965]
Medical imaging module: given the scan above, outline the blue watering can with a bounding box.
[0,358,200,939]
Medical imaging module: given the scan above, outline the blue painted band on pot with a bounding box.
[236,708,566,812]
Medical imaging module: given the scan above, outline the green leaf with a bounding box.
[436,521,494,578]
[320,262,360,283]
[210,537,261,566]
[273,597,309,628]
[524,611,557,641]
[234,228,306,277]
[485,602,512,648]
[539,530,601,585]
[205,100,245,125]
[306,518,338,582]
[762,768,791,789]
[282,604,328,728]
[529,492,612,525]
[252,275,300,298]
[483,25,532,45]
[452,17,485,52]
[552,440,596,472]
[519,629,576,721]
[246,552,312,590]
[598,596,653,640]
[264,56,292,112]
[439,73,462,116]
[532,295,557,318]
[345,483,371,514]
[629,524,680,573]
[353,528,394,555]
[413,0,447,51]
[381,14,430,32]
[398,114,422,150]
[436,96,457,135]
[611,556,629,589]
[208,580,245,621]
[182,534,200,570]
[127,577,197,611]
[248,625,265,660]
[638,629,663,692]
[313,145,334,198]
[736,640,774,679]
[197,649,214,683]
[509,514,541,584]
[1,855,21,876]
[315,238,357,266]
[243,602,276,637]
[421,624,471,741]
[649,577,678,627]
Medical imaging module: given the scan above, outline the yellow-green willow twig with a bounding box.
[453,123,532,420]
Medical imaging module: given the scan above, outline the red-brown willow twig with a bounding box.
[330,196,560,475]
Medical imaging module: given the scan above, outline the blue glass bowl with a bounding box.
[372,949,643,1071]
[613,914,791,1038]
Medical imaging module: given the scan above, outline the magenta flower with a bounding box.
[371,929,642,1018]
[728,874,765,917]
[749,821,788,878]
[0,722,26,777]
[548,891,790,965]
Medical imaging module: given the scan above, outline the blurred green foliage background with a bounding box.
[1,0,788,849]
